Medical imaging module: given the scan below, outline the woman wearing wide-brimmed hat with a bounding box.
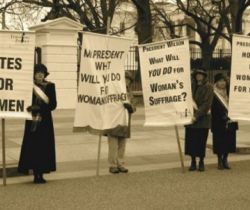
[185,69,214,172]
[18,64,57,184]
[211,73,238,170]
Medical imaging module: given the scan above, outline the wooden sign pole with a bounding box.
[174,125,185,173]
[2,119,7,186]
[96,134,102,176]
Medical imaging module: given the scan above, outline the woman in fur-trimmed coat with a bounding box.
[18,64,57,184]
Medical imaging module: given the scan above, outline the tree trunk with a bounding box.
[201,44,213,71]
[229,0,245,34]
[132,0,152,44]
[235,10,243,33]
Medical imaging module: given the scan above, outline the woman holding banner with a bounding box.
[185,69,213,172]
[18,64,57,184]
[211,73,238,170]
[107,71,136,174]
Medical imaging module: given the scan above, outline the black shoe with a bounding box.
[118,166,128,173]
[189,161,197,171]
[33,174,40,184]
[198,161,205,172]
[33,177,46,184]
[109,167,119,174]
[222,160,231,170]
[218,158,224,170]
[33,177,40,184]
[40,177,47,183]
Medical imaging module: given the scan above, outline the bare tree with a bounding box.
[20,0,121,33]
[132,0,153,44]
[228,0,250,33]
[0,0,45,30]
[1,0,138,35]
[153,0,231,70]
[151,1,182,40]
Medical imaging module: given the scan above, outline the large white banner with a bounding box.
[0,31,35,119]
[139,38,193,126]
[229,34,250,121]
[74,32,133,132]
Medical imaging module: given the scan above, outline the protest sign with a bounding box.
[138,37,193,126]
[229,34,250,121]
[0,31,35,119]
[74,32,133,132]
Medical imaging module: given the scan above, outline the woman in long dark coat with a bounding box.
[211,73,237,170]
[185,69,213,172]
[18,64,57,184]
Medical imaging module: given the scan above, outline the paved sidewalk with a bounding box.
[1,107,250,184]
[2,161,250,210]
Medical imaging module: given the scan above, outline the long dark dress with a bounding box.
[18,82,57,174]
[211,93,237,155]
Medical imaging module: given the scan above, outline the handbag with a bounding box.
[226,120,239,131]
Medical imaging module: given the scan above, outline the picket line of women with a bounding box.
[185,69,238,172]
[17,64,237,184]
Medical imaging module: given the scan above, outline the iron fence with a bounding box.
[127,47,232,91]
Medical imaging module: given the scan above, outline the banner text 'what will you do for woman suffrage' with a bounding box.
[139,38,193,126]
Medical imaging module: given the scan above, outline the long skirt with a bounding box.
[185,128,209,157]
[18,118,56,174]
[212,129,236,155]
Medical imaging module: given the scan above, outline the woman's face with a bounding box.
[216,79,227,89]
[195,73,205,83]
[34,71,45,82]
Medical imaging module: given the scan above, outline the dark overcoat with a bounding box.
[189,80,214,129]
[185,80,213,157]
[18,82,57,173]
[211,93,237,154]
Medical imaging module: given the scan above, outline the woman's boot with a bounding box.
[198,157,205,172]
[39,173,46,183]
[222,153,231,169]
[189,156,197,171]
[217,154,224,170]
[33,170,40,184]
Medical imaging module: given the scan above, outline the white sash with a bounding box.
[214,89,228,111]
[33,84,49,104]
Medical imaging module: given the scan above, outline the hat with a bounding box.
[125,71,134,82]
[214,73,226,83]
[34,64,49,77]
[193,68,207,77]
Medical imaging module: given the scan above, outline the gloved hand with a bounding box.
[123,103,134,114]
[26,105,40,112]
[191,116,196,123]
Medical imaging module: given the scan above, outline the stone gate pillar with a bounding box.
[29,17,83,109]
